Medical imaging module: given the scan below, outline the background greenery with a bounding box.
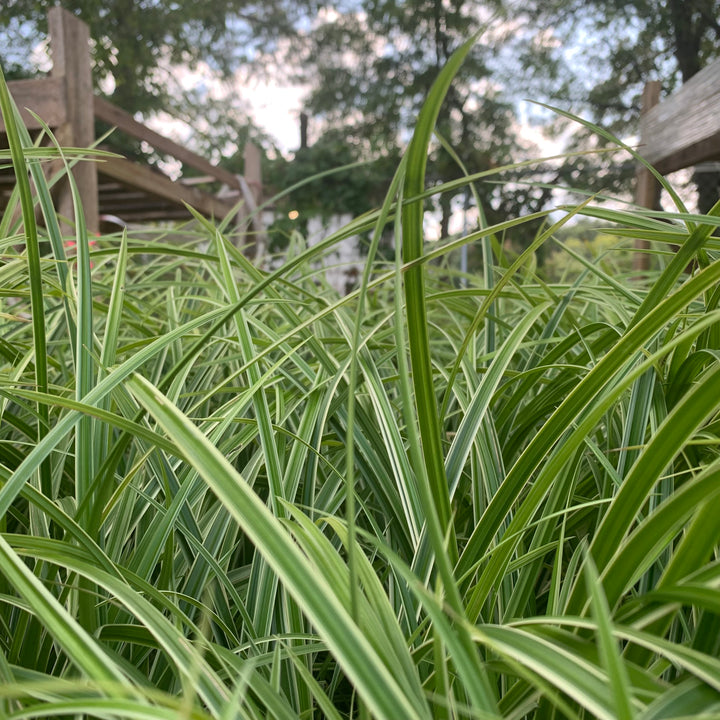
[2,0,719,237]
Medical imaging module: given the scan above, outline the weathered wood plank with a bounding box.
[236,142,266,259]
[2,77,68,131]
[49,6,99,232]
[640,58,720,174]
[99,155,237,220]
[93,96,242,189]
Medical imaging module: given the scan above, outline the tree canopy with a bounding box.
[290,0,554,239]
[512,0,720,211]
[2,0,718,226]
[1,0,315,110]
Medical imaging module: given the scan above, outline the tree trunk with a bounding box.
[440,192,452,240]
[694,169,720,214]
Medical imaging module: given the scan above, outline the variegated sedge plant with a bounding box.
[1,41,720,720]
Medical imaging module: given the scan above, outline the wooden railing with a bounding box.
[638,60,720,176]
[1,6,262,240]
[634,58,720,269]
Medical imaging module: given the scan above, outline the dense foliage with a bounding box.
[295,0,550,236]
[2,50,720,719]
[514,0,720,211]
[0,0,312,113]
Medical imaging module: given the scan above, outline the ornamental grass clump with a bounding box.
[1,45,720,719]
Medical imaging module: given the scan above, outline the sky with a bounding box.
[247,82,308,153]
[29,33,308,156]
[27,31,648,235]
[21,8,583,164]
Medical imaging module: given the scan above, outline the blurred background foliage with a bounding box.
[2,0,719,262]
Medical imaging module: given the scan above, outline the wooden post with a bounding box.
[633,80,661,272]
[49,7,99,234]
[244,142,262,206]
[237,142,265,261]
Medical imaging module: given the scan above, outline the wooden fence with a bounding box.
[0,7,262,242]
[635,58,720,269]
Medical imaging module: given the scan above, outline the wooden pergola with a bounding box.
[0,7,263,241]
[634,57,720,269]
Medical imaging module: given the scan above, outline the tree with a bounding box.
[511,0,720,212]
[265,129,402,218]
[292,0,553,241]
[0,0,314,152]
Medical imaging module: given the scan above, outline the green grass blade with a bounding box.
[0,303,235,519]
[584,362,720,588]
[584,555,635,720]
[598,456,720,609]
[459,262,720,616]
[445,302,549,493]
[401,30,480,609]
[0,66,51,500]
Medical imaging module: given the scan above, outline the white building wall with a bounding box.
[306,214,363,295]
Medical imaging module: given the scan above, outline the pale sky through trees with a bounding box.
[11,0,714,219]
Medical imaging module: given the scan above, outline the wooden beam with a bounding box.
[111,210,194,220]
[639,58,720,175]
[93,96,242,189]
[236,142,265,259]
[49,7,99,233]
[99,195,195,214]
[243,142,262,204]
[2,77,68,131]
[2,9,261,234]
[98,156,236,220]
